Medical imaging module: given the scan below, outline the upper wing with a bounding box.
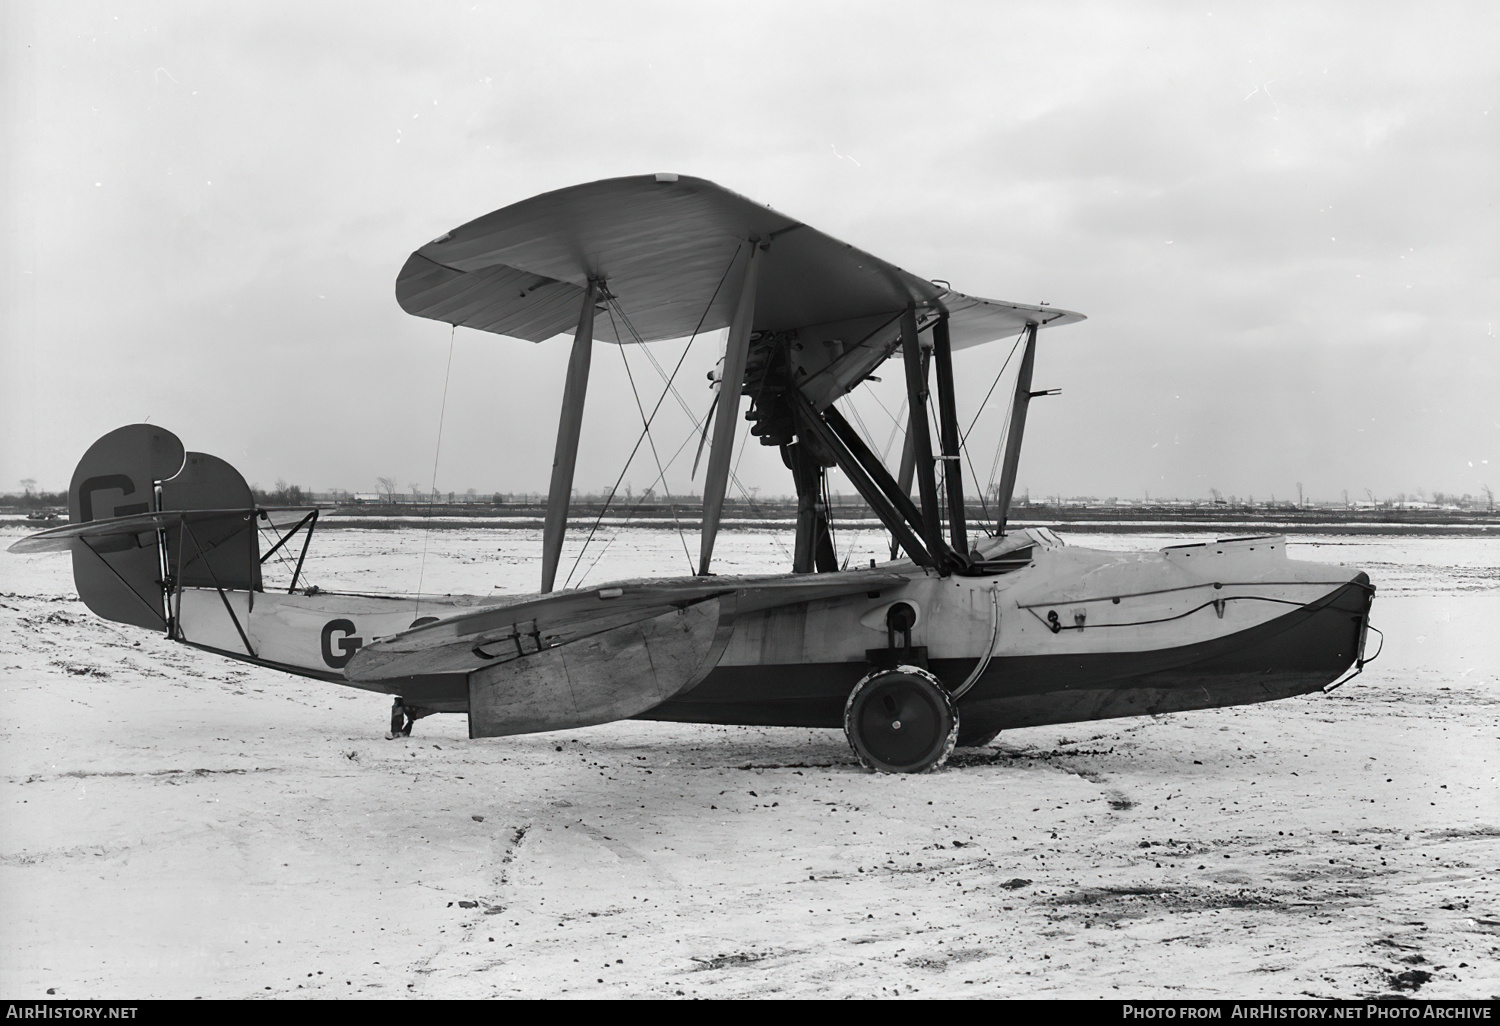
[395,174,1083,350]
[938,288,1083,352]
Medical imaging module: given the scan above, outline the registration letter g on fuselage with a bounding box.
[321,619,362,669]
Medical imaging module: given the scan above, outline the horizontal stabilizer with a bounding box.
[8,507,315,554]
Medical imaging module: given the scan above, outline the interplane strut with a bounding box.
[540,282,598,594]
[994,321,1039,536]
[697,241,762,575]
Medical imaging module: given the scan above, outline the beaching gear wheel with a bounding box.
[844,666,958,774]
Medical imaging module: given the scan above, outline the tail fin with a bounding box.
[161,452,262,593]
[67,425,261,631]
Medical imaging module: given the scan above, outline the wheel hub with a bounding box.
[844,666,958,773]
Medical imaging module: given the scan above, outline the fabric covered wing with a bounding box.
[939,289,1082,351]
[344,569,910,682]
[396,175,1082,350]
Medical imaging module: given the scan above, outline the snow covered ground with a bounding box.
[1,525,1496,999]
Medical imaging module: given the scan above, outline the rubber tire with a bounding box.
[956,722,1003,749]
[844,665,959,774]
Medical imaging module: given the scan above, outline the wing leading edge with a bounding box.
[396,175,1083,352]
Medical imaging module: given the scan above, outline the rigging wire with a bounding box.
[573,411,791,587]
[985,386,1020,505]
[961,333,1023,445]
[694,373,793,561]
[869,392,907,462]
[820,463,839,567]
[840,393,880,457]
[961,430,993,530]
[575,419,789,586]
[925,329,1022,535]
[612,309,694,574]
[927,390,949,528]
[560,332,695,591]
[630,330,793,563]
[574,418,702,588]
[721,338,797,561]
[560,246,742,589]
[829,393,880,563]
[256,518,311,588]
[860,380,904,432]
[414,327,456,614]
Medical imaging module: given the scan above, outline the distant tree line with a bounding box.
[4,479,64,508]
[4,477,1497,512]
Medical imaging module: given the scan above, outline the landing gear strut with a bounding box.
[844,666,958,773]
[386,698,434,739]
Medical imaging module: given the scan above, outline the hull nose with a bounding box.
[950,566,1378,733]
[1341,570,1378,677]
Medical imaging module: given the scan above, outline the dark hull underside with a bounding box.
[636,577,1372,733]
[352,578,1370,733]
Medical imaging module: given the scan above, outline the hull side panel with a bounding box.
[636,579,1371,731]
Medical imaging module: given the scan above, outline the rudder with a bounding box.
[68,425,263,631]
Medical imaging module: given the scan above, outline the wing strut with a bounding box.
[540,282,598,594]
[793,394,934,568]
[931,314,969,557]
[900,304,949,562]
[787,441,837,574]
[697,241,762,575]
[891,404,918,560]
[994,321,1038,535]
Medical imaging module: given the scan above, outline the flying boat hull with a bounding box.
[165,528,1374,743]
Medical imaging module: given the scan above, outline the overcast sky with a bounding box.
[3,1,1496,504]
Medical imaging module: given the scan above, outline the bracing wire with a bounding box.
[561,246,742,589]
[835,392,885,558]
[613,310,694,573]
[985,386,1020,503]
[639,348,795,565]
[961,432,993,530]
[560,332,695,591]
[256,518,310,587]
[684,367,793,562]
[962,333,1024,445]
[629,327,793,564]
[868,392,907,462]
[574,414,792,587]
[840,394,880,456]
[862,383,904,431]
[940,330,1024,534]
[414,327,456,613]
[927,390,948,524]
[574,419,704,588]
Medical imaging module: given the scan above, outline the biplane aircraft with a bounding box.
[10,174,1378,772]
